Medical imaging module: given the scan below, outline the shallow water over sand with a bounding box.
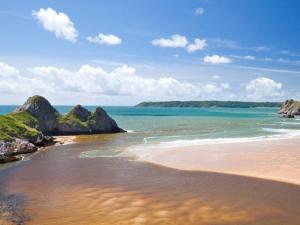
[0,136,300,225]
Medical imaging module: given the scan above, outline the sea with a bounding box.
[1,105,300,158]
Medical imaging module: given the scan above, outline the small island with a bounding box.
[0,95,124,163]
[136,101,282,108]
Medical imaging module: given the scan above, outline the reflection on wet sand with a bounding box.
[22,186,282,225]
[0,139,300,225]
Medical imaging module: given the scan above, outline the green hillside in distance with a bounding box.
[136,101,282,108]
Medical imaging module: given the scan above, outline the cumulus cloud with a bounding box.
[33,8,78,42]
[86,33,122,45]
[246,77,282,100]
[0,62,19,76]
[0,62,232,103]
[30,66,68,75]
[151,34,188,48]
[203,55,232,64]
[186,38,207,53]
[195,8,205,15]
[152,35,206,53]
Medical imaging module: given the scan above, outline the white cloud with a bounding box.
[195,7,205,15]
[152,35,207,53]
[33,8,77,42]
[112,65,136,75]
[0,63,232,103]
[77,64,106,75]
[246,77,282,100]
[203,55,232,64]
[0,62,19,76]
[30,66,68,75]
[221,83,231,89]
[86,33,122,45]
[244,55,256,60]
[211,75,220,80]
[186,38,207,53]
[151,34,188,48]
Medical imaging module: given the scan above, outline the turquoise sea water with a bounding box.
[1,106,300,157]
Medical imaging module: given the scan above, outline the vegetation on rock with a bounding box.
[0,112,41,142]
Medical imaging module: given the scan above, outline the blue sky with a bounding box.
[0,0,300,105]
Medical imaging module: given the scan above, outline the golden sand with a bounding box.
[138,138,300,185]
[53,135,77,145]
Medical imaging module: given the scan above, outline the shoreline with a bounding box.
[130,137,300,186]
[53,135,77,146]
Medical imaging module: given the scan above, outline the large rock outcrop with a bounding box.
[88,107,122,133]
[14,96,59,134]
[58,105,124,135]
[278,99,300,118]
[14,95,124,135]
[0,96,124,163]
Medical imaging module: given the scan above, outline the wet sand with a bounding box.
[0,136,300,224]
[137,138,300,185]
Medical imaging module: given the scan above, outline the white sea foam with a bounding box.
[262,128,300,136]
[126,130,136,133]
[279,122,300,125]
[153,128,300,148]
[128,128,300,159]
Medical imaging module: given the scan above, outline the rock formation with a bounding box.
[0,95,125,163]
[14,95,59,134]
[58,105,124,134]
[278,99,300,118]
[0,139,37,163]
[14,95,124,135]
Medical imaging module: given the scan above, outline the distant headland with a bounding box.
[136,101,282,108]
[0,95,125,163]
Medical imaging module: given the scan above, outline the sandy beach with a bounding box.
[0,137,300,225]
[134,138,300,185]
[53,135,77,145]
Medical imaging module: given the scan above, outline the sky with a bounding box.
[0,0,300,105]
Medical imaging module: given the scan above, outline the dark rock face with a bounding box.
[67,105,91,122]
[88,107,123,133]
[58,121,90,134]
[14,96,59,134]
[278,99,300,118]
